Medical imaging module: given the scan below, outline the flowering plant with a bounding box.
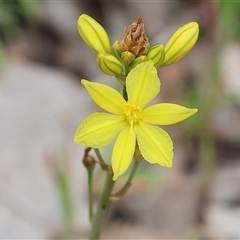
[74,14,199,239]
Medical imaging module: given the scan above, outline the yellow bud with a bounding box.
[77,14,111,53]
[121,51,136,66]
[112,40,122,60]
[147,44,165,69]
[162,22,199,66]
[97,53,123,76]
[129,55,147,70]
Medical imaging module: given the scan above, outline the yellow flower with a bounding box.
[74,61,197,180]
[77,14,111,54]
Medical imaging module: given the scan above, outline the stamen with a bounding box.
[124,103,142,125]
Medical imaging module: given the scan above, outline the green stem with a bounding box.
[124,65,130,78]
[88,169,94,222]
[123,85,128,101]
[94,148,109,169]
[112,159,140,198]
[88,172,115,240]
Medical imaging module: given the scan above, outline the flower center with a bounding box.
[124,102,142,125]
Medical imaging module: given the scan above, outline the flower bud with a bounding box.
[121,51,136,66]
[112,40,122,60]
[162,22,199,66]
[83,156,96,171]
[97,53,123,76]
[129,55,147,70]
[118,17,149,56]
[147,44,165,69]
[77,14,111,54]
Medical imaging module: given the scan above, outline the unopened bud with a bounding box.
[83,156,96,171]
[162,22,199,66]
[77,14,111,54]
[121,51,136,66]
[97,53,123,76]
[112,40,122,60]
[129,55,147,70]
[147,44,165,69]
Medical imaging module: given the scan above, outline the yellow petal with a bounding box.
[142,103,198,125]
[126,61,160,108]
[112,126,136,181]
[74,113,127,148]
[77,14,111,53]
[135,121,173,167]
[82,79,126,115]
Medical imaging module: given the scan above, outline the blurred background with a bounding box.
[1,0,240,239]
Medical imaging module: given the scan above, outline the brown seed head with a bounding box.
[119,17,149,56]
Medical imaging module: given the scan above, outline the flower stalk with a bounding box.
[82,148,96,223]
[88,171,115,240]
[111,159,141,200]
[94,148,109,170]
[87,168,94,222]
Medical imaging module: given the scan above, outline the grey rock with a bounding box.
[207,162,240,239]
[0,59,94,238]
[220,43,240,102]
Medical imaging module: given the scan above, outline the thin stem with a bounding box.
[88,172,115,240]
[88,169,94,222]
[115,75,125,86]
[112,159,140,199]
[123,85,128,101]
[124,65,130,78]
[94,148,109,169]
